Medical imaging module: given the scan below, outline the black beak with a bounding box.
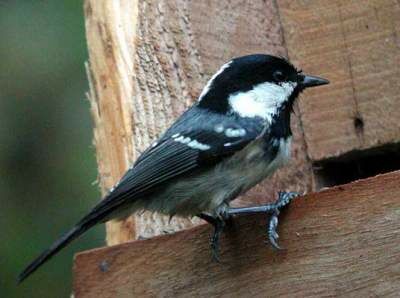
[298,74,329,88]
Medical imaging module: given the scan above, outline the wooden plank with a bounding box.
[73,171,400,297]
[278,0,400,161]
[84,0,138,245]
[84,0,314,242]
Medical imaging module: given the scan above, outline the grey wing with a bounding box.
[84,122,265,223]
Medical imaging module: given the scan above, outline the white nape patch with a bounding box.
[228,81,296,122]
[225,128,246,138]
[173,134,210,150]
[198,61,232,101]
[214,124,224,133]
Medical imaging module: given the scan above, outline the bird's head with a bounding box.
[197,54,328,122]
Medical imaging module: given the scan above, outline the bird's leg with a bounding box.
[226,191,300,249]
[198,191,299,260]
[198,213,227,261]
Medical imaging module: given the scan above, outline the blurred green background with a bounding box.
[0,1,104,297]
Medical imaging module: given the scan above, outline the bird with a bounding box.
[18,54,329,283]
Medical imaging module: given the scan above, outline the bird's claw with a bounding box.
[266,191,300,249]
[209,217,225,262]
[210,236,221,262]
[267,211,281,250]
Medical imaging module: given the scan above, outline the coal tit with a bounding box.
[19,54,328,282]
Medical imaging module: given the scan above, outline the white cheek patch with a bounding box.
[228,81,296,122]
[198,61,232,101]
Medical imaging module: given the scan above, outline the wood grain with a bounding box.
[73,171,400,297]
[84,0,138,245]
[84,0,314,242]
[278,0,400,161]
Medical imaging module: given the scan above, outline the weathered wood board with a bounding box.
[278,0,400,161]
[74,171,400,297]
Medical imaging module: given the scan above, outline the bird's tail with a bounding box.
[18,184,133,283]
[17,218,96,283]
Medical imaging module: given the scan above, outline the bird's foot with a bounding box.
[226,191,300,249]
[198,213,228,262]
[267,191,300,249]
[198,191,300,260]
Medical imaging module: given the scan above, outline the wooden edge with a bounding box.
[73,171,400,297]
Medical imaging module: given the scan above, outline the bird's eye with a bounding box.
[273,70,286,82]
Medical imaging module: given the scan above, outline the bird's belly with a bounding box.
[145,137,291,217]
